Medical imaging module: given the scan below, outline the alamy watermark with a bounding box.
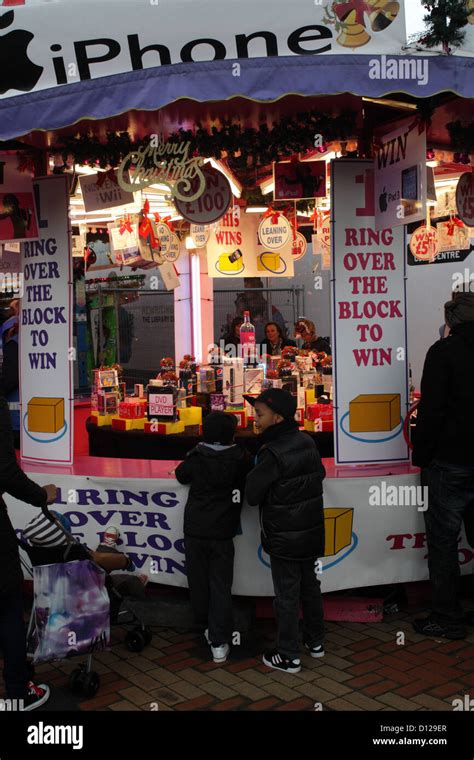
[369,55,429,86]
[368,482,428,512]
[452,270,474,293]
[0,697,24,711]
[207,340,265,363]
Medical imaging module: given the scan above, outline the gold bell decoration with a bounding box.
[332,0,400,48]
[368,0,400,33]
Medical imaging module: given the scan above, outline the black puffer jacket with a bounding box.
[245,420,325,560]
[412,322,474,468]
[175,443,251,540]
[0,396,47,596]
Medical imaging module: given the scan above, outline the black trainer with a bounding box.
[304,642,325,658]
[262,650,301,673]
[412,616,466,640]
[22,681,50,711]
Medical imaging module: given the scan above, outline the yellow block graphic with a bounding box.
[28,397,65,434]
[257,253,281,272]
[349,393,401,433]
[324,508,353,557]
[218,253,242,272]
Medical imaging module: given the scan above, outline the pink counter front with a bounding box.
[10,441,469,597]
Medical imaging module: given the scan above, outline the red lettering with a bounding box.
[386,533,413,550]
[353,348,392,366]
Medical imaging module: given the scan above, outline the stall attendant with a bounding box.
[295,318,331,355]
[262,322,296,356]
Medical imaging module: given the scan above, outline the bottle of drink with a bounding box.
[240,311,256,364]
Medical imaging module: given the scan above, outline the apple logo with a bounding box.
[379,187,388,213]
[0,11,43,95]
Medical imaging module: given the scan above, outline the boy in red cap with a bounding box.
[244,388,326,673]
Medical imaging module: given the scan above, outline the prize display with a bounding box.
[89,347,333,436]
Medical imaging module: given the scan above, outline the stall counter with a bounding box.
[9,454,470,597]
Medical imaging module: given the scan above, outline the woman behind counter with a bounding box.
[295,318,331,355]
[261,322,296,357]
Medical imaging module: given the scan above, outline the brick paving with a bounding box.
[3,606,474,712]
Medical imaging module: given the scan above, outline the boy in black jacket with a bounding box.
[175,412,250,663]
[244,389,326,673]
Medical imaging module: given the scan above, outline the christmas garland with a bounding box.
[52,110,357,170]
[446,120,474,157]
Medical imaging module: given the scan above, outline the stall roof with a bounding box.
[1,54,474,143]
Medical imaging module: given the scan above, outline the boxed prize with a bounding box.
[97,391,119,415]
[223,357,244,406]
[306,402,333,422]
[199,368,216,394]
[147,385,178,422]
[244,367,264,395]
[119,399,146,419]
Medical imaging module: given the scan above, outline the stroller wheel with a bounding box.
[82,672,100,698]
[125,629,145,652]
[143,626,153,646]
[69,667,85,694]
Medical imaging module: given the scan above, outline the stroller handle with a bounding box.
[41,503,56,523]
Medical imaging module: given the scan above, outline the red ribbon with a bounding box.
[164,216,176,233]
[96,168,118,187]
[139,199,157,248]
[333,0,373,26]
[263,208,280,225]
[119,219,133,235]
[447,217,464,236]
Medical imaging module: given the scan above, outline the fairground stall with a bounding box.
[1,0,474,598]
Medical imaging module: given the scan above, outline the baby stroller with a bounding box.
[18,505,153,698]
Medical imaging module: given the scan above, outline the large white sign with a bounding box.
[331,160,409,465]
[374,118,427,230]
[0,0,406,100]
[6,471,474,596]
[20,176,73,465]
